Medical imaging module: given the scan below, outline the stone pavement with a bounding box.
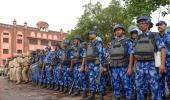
[0,76,80,100]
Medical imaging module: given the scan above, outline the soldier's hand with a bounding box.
[103,67,107,72]
[127,67,132,77]
[100,66,104,73]
[159,64,165,75]
[59,64,62,71]
[50,65,53,71]
[85,66,88,72]
[70,67,73,72]
[80,66,84,72]
[42,64,45,70]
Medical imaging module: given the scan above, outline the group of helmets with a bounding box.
[50,16,154,49]
[113,16,154,35]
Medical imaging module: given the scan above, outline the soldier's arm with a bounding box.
[160,48,166,66]
[58,50,63,70]
[69,49,75,71]
[81,47,86,67]
[155,36,165,74]
[127,41,134,76]
[96,42,106,73]
[96,42,103,66]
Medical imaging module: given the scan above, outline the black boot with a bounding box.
[166,93,170,99]
[34,80,38,86]
[32,82,35,86]
[54,84,60,91]
[49,84,54,90]
[47,84,51,89]
[83,92,95,100]
[144,93,147,100]
[59,85,64,92]
[114,97,120,100]
[71,89,80,96]
[99,93,104,100]
[132,90,136,100]
[162,95,166,100]
[62,87,68,93]
[38,82,43,88]
[82,90,87,98]
[42,83,46,88]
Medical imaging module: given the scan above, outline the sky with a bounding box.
[0,0,169,32]
[0,0,110,32]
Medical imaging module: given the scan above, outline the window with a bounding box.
[17,39,22,44]
[3,49,9,54]
[29,39,38,44]
[3,38,9,43]
[17,50,22,54]
[41,40,48,46]
[3,32,9,35]
[17,34,22,37]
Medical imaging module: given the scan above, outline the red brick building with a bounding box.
[0,20,67,66]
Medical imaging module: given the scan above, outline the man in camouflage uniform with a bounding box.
[58,40,72,93]
[51,42,62,91]
[109,24,133,100]
[156,20,170,99]
[38,49,47,88]
[70,36,87,98]
[84,31,106,100]
[44,46,53,89]
[135,16,165,100]
[29,51,38,86]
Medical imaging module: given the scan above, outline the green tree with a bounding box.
[124,0,170,18]
[66,0,133,45]
[66,0,170,45]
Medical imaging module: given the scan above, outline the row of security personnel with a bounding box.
[29,16,170,100]
[7,54,30,84]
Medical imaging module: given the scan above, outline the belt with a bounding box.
[110,65,127,68]
[45,63,51,65]
[136,60,154,62]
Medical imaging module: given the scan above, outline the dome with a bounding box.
[36,21,49,30]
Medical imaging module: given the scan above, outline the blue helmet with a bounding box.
[113,24,125,32]
[156,20,167,26]
[88,31,97,35]
[129,28,139,35]
[137,16,153,28]
[137,16,151,23]
[73,35,84,42]
[63,40,70,45]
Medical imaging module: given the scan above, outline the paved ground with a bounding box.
[0,76,115,100]
[1,76,170,100]
[0,76,81,100]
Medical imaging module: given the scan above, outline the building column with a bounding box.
[23,22,29,55]
[49,41,51,46]
[12,20,17,54]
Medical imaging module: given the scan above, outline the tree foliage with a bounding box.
[66,0,133,45]
[66,0,170,45]
[124,0,170,18]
